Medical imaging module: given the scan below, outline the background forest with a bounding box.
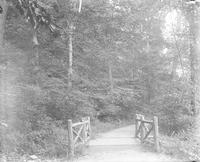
[0,0,200,160]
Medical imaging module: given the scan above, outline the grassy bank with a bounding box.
[160,134,200,161]
[141,131,200,161]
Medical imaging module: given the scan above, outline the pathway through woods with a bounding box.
[74,125,181,162]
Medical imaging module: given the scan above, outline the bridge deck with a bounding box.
[75,125,181,162]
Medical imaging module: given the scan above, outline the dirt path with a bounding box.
[74,125,181,162]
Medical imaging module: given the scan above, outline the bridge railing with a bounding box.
[135,114,160,152]
[68,116,91,158]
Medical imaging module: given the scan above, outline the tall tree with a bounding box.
[0,0,8,50]
[183,1,200,115]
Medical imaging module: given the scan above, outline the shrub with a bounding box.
[150,95,193,135]
[18,116,69,157]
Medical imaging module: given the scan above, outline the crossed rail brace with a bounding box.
[72,121,90,146]
[135,114,160,152]
[67,117,91,158]
[135,121,154,141]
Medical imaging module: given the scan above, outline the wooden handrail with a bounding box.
[67,119,74,158]
[72,120,89,127]
[136,119,153,124]
[135,113,160,152]
[68,117,91,159]
[153,116,160,152]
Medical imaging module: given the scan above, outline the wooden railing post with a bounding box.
[140,115,145,143]
[81,118,86,144]
[153,116,160,152]
[135,114,138,137]
[68,119,74,158]
[88,117,91,138]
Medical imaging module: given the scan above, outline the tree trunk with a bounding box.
[108,60,114,92]
[131,69,134,80]
[194,9,200,116]
[33,29,39,65]
[31,29,40,86]
[0,0,8,51]
[188,5,198,115]
[131,57,136,81]
[0,0,8,121]
[145,40,152,103]
[0,0,8,156]
[68,25,73,89]
[78,0,83,12]
[190,32,196,115]
[171,55,178,79]
[145,76,152,104]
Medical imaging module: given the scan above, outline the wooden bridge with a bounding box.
[67,114,180,162]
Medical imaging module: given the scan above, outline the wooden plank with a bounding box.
[81,118,87,144]
[72,120,88,127]
[135,116,138,138]
[74,125,84,144]
[153,116,160,152]
[135,114,143,138]
[86,123,90,135]
[140,115,145,143]
[73,132,84,143]
[135,121,143,138]
[136,119,153,124]
[143,123,149,134]
[87,117,91,139]
[68,116,91,155]
[145,138,154,144]
[143,125,153,141]
[68,119,74,158]
[86,124,90,139]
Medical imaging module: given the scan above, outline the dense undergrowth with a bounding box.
[0,79,195,160]
[0,52,196,159]
[159,129,200,161]
[0,0,199,161]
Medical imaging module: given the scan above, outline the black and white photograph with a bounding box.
[0,0,200,161]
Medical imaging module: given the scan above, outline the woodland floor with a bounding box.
[73,125,182,162]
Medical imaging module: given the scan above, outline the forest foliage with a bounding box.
[0,0,199,158]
